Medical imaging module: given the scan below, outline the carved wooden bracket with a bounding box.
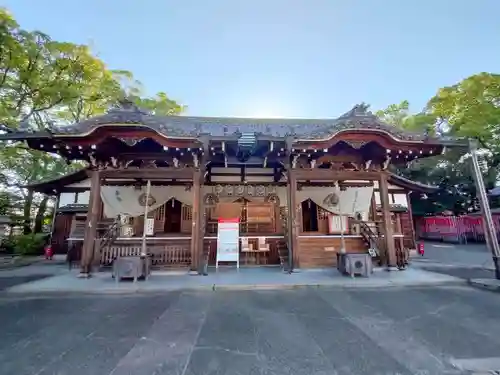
[140,160,157,169]
[382,155,391,170]
[203,193,219,206]
[264,193,280,206]
[115,137,146,147]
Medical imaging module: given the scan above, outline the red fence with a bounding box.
[418,215,498,243]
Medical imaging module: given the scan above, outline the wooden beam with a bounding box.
[100,167,195,180]
[102,180,192,186]
[115,152,192,160]
[379,173,397,268]
[198,135,210,273]
[191,170,201,271]
[406,191,417,249]
[288,170,299,268]
[299,181,374,188]
[81,170,101,274]
[293,169,381,181]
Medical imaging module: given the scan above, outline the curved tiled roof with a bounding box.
[51,102,431,142]
[388,173,439,193]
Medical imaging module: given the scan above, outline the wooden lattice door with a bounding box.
[153,204,166,233]
[181,205,193,233]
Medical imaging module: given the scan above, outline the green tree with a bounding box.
[375,100,437,135]
[0,191,11,216]
[0,7,184,233]
[429,73,500,155]
[376,100,484,214]
[135,92,185,115]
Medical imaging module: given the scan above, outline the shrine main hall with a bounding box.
[4,102,453,275]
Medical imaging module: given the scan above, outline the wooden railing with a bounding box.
[202,237,284,266]
[395,240,409,270]
[98,218,120,251]
[353,220,386,265]
[354,219,410,269]
[205,221,278,235]
[277,241,290,272]
[93,218,121,267]
[100,238,191,268]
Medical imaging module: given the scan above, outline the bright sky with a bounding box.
[4,0,499,118]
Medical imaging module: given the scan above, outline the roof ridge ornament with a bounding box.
[108,97,150,115]
[340,103,374,119]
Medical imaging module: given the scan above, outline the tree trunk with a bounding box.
[34,196,49,233]
[22,189,34,234]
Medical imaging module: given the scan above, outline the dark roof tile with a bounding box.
[51,103,430,141]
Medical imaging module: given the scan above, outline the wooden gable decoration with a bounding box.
[246,203,273,223]
[214,203,241,220]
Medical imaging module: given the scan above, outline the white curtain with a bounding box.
[296,187,374,217]
[101,185,194,218]
[197,185,373,217]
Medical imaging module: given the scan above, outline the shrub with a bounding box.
[11,233,49,256]
[0,237,15,254]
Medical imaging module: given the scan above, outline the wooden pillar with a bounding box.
[288,169,299,269]
[190,169,201,271]
[81,170,101,275]
[379,173,397,268]
[395,213,404,251]
[370,193,377,222]
[197,188,206,273]
[197,136,210,273]
[406,192,417,248]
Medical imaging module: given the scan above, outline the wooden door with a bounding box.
[52,213,72,254]
[153,204,166,233]
[181,205,193,233]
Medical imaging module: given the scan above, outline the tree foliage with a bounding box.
[375,100,437,135]
[0,7,183,233]
[377,72,500,215]
[429,73,500,154]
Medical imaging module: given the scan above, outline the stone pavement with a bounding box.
[2,286,500,374]
[0,254,67,270]
[4,266,464,294]
[411,242,500,292]
[468,277,500,292]
[0,260,68,291]
[415,241,494,269]
[421,265,496,281]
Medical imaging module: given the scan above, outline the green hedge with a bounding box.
[1,233,49,256]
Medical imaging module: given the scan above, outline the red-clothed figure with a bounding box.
[44,245,53,260]
[418,242,425,256]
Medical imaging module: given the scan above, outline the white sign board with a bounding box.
[327,215,349,234]
[216,218,240,268]
[145,218,155,236]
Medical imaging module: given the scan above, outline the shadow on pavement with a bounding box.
[0,275,52,291]
[422,266,495,280]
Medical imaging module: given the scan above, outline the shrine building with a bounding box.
[2,101,454,274]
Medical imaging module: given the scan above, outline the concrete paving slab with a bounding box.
[450,357,500,373]
[4,266,465,294]
[468,278,500,292]
[416,242,495,270]
[2,287,500,374]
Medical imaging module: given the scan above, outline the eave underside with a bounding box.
[32,165,438,195]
